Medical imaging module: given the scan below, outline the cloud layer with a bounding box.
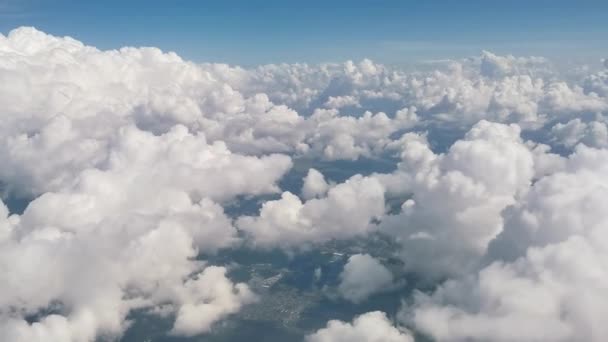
[1,27,608,341]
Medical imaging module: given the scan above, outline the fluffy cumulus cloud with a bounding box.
[337,254,394,303]
[170,267,256,336]
[241,52,591,129]
[306,107,418,160]
[306,311,414,342]
[301,168,330,200]
[551,117,608,148]
[3,26,608,342]
[0,28,301,197]
[404,145,608,342]
[378,120,537,276]
[237,174,385,249]
[0,125,281,340]
[0,27,292,341]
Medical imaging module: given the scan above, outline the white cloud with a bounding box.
[551,118,608,148]
[0,123,293,340]
[2,26,608,342]
[409,235,608,342]
[170,267,257,336]
[304,107,418,160]
[405,144,608,342]
[337,254,394,303]
[379,120,536,277]
[306,311,413,342]
[324,95,361,109]
[237,175,385,249]
[583,69,608,97]
[478,51,550,78]
[1,27,606,174]
[302,168,329,200]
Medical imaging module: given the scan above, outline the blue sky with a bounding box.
[1,0,607,65]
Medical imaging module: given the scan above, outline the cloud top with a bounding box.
[1,26,608,342]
